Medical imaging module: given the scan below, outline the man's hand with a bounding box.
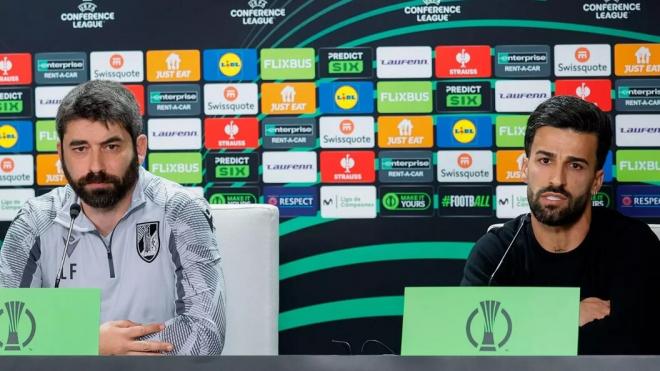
[579,297,610,327]
[99,320,174,355]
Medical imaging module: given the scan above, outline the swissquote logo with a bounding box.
[0,301,37,351]
[60,0,116,29]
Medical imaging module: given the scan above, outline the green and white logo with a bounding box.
[495,115,528,147]
[148,152,202,184]
[616,150,660,182]
[260,48,315,80]
[35,120,58,152]
[377,81,432,113]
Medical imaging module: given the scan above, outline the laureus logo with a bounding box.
[465,300,512,351]
[0,301,37,351]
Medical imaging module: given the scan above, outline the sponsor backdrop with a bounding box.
[1,0,659,354]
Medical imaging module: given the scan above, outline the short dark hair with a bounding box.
[56,80,142,144]
[524,95,612,170]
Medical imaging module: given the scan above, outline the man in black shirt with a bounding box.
[461,96,660,354]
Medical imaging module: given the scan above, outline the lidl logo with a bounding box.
[555,79,612,111]
[204,83,258,115]
[35,120,58,152]
[207,187,259,205]
[319,116,374,149]
[260,48,315,80]
[494,45,551,78]
[436,116,492,148]
[0,88,32,117]
[437,150,493,183]
[617,185,660,217]
[616,150,660,182]
[554,44,611,77]
[318,47,373,78]
[206,153,259,183]
[148,152,202,184]
[377,46,432,79]
[0,53,32,85]
[0,121,32,153]
[437,82,492,112]
[495,115,527,148]
[380,186,434,217]
[264,186,318,217]
[203,49,257,81]
[261,82,316,114]
[319,82,374,114]
[377,81,432,113]
[435,45,491,78]
[496,150,526,183]
[36,154,66,186]
[377,116,433,148]
[320,151,375,183]
[438,185,494,217]
[615,79,660,112]
[615,44,660,77]
[34,52,88,84]
[147,84,201,116]
[262,117,316,149]
[379,150,433,183]
[205,118,259,150]
[90,51,143,82]
[146,50,200,82]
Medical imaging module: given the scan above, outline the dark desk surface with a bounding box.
[2,355,660,371]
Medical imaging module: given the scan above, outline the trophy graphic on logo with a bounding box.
[465,300,512,351]
[0,301,37,351]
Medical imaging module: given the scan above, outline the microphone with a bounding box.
[55,203,81,288]
[488,213,529,286]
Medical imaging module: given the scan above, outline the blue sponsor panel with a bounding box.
[203,49,257,81]
[263,186,318,217]
[319,81,374,114]
[603,151,613,182]
[436,115,492,148]
[0,120,33,153]
[617,185,660,217]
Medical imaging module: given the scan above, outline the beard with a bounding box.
[62,153,140,210]
[527,184,590,227]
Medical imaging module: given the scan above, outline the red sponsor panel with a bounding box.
[205,118,259,149]
[123,84,145,115]
[320,151,375,183]
[555,79,612,111]
[435,45,491,78]
[0,53,32,85]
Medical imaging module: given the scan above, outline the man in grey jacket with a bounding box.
[0,80,225,355]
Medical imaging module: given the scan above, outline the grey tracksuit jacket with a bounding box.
[0,168,226,355]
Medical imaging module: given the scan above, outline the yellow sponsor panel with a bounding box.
[146,49,200,82]
[377,116,434,148]
[496,150,526,183]
[36,154,67,186]
[261,82,316,115]
[614,44,660,76]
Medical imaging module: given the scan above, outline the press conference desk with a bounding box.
[2,355,660,371]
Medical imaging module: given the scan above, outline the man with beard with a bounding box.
[0,80,225,355]
[461,96,660,354]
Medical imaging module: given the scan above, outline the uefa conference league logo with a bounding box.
[0,301,37,351]
[465,300,512,351]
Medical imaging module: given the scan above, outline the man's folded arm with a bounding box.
[0,206,43,288]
